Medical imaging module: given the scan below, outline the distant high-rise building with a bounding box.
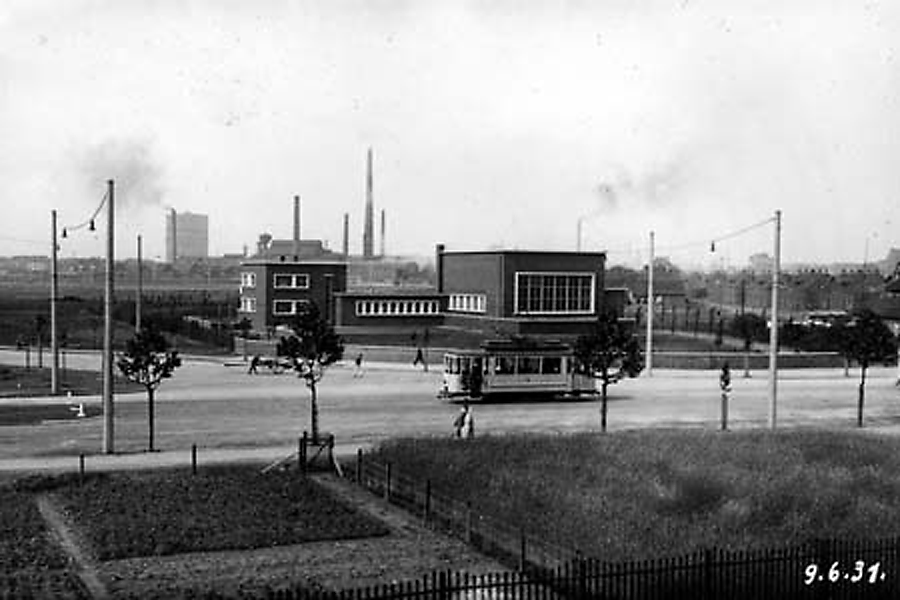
[165,210,209,262]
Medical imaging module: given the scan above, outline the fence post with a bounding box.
[384,462,392,501]
[437,569,449,600]
[721,391,728,431]
[703,548,715,600]
[191,444,197,475]
[356,448,363,484]
[78,453,85,486]
[300,431,308,475]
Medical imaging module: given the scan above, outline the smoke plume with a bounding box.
[79,138,166,210]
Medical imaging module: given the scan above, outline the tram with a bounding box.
[439,338,598,400]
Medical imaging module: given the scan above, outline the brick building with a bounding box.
[436,245,610,336]
[238,258,346,333]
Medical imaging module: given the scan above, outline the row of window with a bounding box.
[355,299,440,317]
[448,293,486,313]
[273,299,309,315]
[240,297,257,313]
[444,355,572,376]
[515,272,594,314]
[274,273,310,289]
[240,272,310,290]
[240,272,257,289]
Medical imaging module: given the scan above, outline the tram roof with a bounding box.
[479,338,572,353]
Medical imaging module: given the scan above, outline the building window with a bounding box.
[355,299,441,317]
[448,293,487,314]
[273,300,295,315]
[515,272,594,314]
[273,273,310,289]
[240,272,256,289]
[239,297,257,313]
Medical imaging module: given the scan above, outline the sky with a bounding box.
[1,0,899,269]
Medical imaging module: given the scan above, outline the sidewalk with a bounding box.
[0,442,369,475]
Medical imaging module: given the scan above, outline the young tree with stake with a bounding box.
[276,303,344,442]
[116,326,181,451]
[838,310,898,428]
[574,312,644,432]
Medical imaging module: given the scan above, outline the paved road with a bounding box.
[1,348,899,472]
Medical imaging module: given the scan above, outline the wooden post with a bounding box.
[384,462,392,501]
[191,444,197,475]
[300,431,308,475]
[79,453,85,486]
[356,448,363,484]
[721,392,728,431]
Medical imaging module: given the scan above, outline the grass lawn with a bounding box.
[0,364,142,398]
[369,430,900,562]
[47,466,390,560]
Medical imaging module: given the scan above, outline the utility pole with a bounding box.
[769,210,781,430]
[136,234,142,331]
[646,231,655,377]
[50,210,60,395]
[103,180,115,454]
[577,217,583,252]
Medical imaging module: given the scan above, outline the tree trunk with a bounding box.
[600,381,608,433]
[148,386,155,452]
[857,366,867,428]
[310,383,319,443]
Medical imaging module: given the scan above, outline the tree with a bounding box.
[116,327,182,451]
[838,310,898,427]
[574,312,644,432]
[276,303,344,442]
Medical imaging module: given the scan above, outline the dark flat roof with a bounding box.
[441,249,606,257]
[337,287,442,297]
[240,259,347,266]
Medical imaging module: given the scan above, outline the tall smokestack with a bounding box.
[293,195,301,257]
[342,213,349,258]
[363,148,374,259]
[167,208,178,264]
[380,209,386,257]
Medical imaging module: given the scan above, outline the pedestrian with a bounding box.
[453,403,467,438]
[413,347,425,369]
[353,352,364,378]
[462,402,475,439]
[248,354,260,375]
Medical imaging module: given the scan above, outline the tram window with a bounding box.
[494,356,515,374]
[518,356,540,374]
[542,357,562,374]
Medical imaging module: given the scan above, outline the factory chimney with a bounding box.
[167,208,178,264]
[363,148,374,259]
[380,209,386,257]
[293,195,301,257]
[342,213,350,258]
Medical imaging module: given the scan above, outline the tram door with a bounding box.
[460,356,484,397]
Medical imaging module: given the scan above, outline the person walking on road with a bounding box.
[248,355,260,375]
[453,403,467,438]
[413,347,427,371]
[353,353,365,378]
[462,402,475,439]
